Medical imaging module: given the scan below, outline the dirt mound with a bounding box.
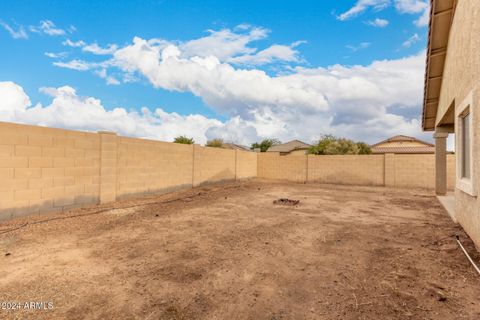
[273,198,300,206]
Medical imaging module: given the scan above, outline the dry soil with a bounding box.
[1,180,480,319]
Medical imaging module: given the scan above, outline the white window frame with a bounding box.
[456,90,475,196]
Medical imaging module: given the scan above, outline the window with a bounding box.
[456,90,475,196]
[461,111,471,179]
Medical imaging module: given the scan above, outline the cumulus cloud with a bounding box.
[42,25,432,145]
[0,81,258,144]
[30,20,66,36]
[0,21,28,39]
[180,27,267,61]
[112,37,329,118]
[365,18,389,27]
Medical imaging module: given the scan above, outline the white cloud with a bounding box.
[30,20,65,36]
[365,18,389,27]
[414,7,430,27]
[394,0,428,13]
[40,22,433,145]
[227,44,302,65]
[180,26,268,61]
[63,39,86,47]
[0,21,28,39]
[339,0,429,28]
[82,43,119,55]
[0,81,253,144]
[402,33,420,48]
[94,69,120,85]
[52,59,92,71]
[346,42,371,52]
[45,52,68,59]
[337,0,390,21]
[113,37,329,117]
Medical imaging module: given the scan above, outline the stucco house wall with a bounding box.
[435,0,480,247]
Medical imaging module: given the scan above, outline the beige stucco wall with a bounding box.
[308,155,384,186]
[435,0,480,247]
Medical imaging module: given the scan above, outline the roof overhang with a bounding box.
[422,0,456,131]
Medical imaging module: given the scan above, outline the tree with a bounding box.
[309,135,371,155]
[206,138,224,148]
[251,138,281,152]
[356,142,372,154]
[173,135,194,144]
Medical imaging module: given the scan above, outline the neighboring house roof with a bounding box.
[371,135,436,154]
[267,140,311,153]
[422,0,456,131]
[222,143,251,151]
[372,146,436,154]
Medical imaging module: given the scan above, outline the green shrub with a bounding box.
[309,135,371,155]
[173,136,194,144]
[251,138,281,152]
[206,138,224,148]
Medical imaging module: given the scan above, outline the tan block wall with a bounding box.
[235,150,257,179]
[258,152,455,190]
[116,137,194,199]
[193,145,236,186]
[0,122,258,220]
[0,122,100,220]
[308,155,384,186]
[257,153,307,182]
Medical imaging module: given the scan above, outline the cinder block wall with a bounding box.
[0,122,101,220]
[257,152,307,182]
[0,122,257,220]
[235,150,257,179]
[116,136,194,199]
[308,155,384,186]
[258,152,456,189]
[0,121,455,221]
[193,145,236,186]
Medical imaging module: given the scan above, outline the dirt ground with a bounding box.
[1,180,480,320]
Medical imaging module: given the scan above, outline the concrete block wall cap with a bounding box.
[97,131,117,135]
[433,132,449,138]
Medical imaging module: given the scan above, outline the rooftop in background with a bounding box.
[222,143,251,151]
[267,140,311,155]
[371,135,438,154]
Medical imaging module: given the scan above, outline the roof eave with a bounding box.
[422,0,456,131]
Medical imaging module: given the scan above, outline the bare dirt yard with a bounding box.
[1,180,480,319]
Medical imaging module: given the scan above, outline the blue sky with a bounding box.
[0,0,431,145]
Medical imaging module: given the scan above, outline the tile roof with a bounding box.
[371,146,435,154]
